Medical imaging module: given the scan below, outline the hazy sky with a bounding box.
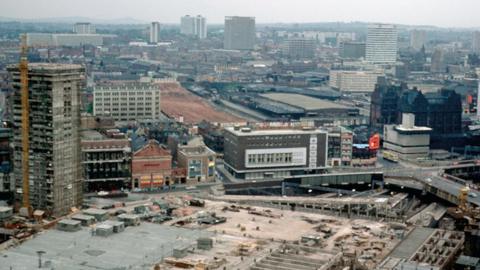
[1,0,479,28]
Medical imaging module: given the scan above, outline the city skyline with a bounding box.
[1,0,480,28]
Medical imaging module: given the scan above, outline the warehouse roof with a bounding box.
[261,93,350,111]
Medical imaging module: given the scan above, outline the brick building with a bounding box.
[132,140,172,189]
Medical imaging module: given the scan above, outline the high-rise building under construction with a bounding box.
[7,63,84,216]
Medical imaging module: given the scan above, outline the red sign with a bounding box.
[369,133,380,150]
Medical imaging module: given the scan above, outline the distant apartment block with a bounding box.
[366,24,398,64]
[26,33,104,47]
[282,38,315,59]
[181,15,207,39]
[223,126,328,180]
[473,31,480,54]
[93,82,161,122]
[224,16,255,50]
[73,22,96,34]
[339,41,365,59]
[329,70,384,92]
[150,22,161,44]
[410,29,427,50]
[8,63,84,215]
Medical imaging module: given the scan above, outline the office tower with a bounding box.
[7,63,84,215]
[410,29,427,50]
[73,22,95,34]
[195,15,207,39]
[150,22,160,44]
[181,15,207,39]
[282,38,315,59]
[180,15,195,35]
[473,31,480,54]
[93,82,161,122]
[366,24,398,64]
[370,78,405,132]
[224,16,255,50]
[339,42,366,59]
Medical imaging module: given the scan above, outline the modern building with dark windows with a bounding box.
[223,126,328,180]
[370,78,406,132]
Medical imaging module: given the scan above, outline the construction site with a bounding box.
[0,181,474,270]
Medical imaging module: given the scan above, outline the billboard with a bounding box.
[369,133,380,150]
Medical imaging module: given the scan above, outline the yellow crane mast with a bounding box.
[19,34,30,212]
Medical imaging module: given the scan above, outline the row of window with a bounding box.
[95,96,158,101]
[245,135,303,141]
[95,91,156,96]
[95,102,155,107]
[247,152,293,164]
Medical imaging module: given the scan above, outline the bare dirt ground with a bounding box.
[159,83,243,124]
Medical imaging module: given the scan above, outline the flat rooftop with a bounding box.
[260,93,350,111]
[7,63,84,73]
[0,222,212,270]
[225,126,326,136]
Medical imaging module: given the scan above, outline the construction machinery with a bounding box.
[447,186,480,229]
[19,34,31,216]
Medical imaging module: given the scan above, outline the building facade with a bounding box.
[81,133,131,192]
[26,33,104,47]
[73,22,96,34]
[8,63,84,215]
[339,42,366,59]
[473,31,480,54]
[132,140,172,189]
[329,70,384,92]
[181,15,195,35]
[150,22,160,44]
[223,126,328,180]
[282,38,315,59]
[410,29,426,51]
[366,24,398,64]
[0,128,13,192]
[93,82,161,122]
[180,15,207,39]
[224,16,255,50]
[177,137,216,183]
[326,127,353,167]
[195,15,207,39]
[384,113,431,160]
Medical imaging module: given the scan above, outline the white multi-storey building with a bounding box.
[93,83,161,122]
[73,22,96,34]
[181,15,195,35]
[195,15,207,39]
[181,15,207,39]
[329,70,384,93]
[366,24,398,64]
[150,22,160,44]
